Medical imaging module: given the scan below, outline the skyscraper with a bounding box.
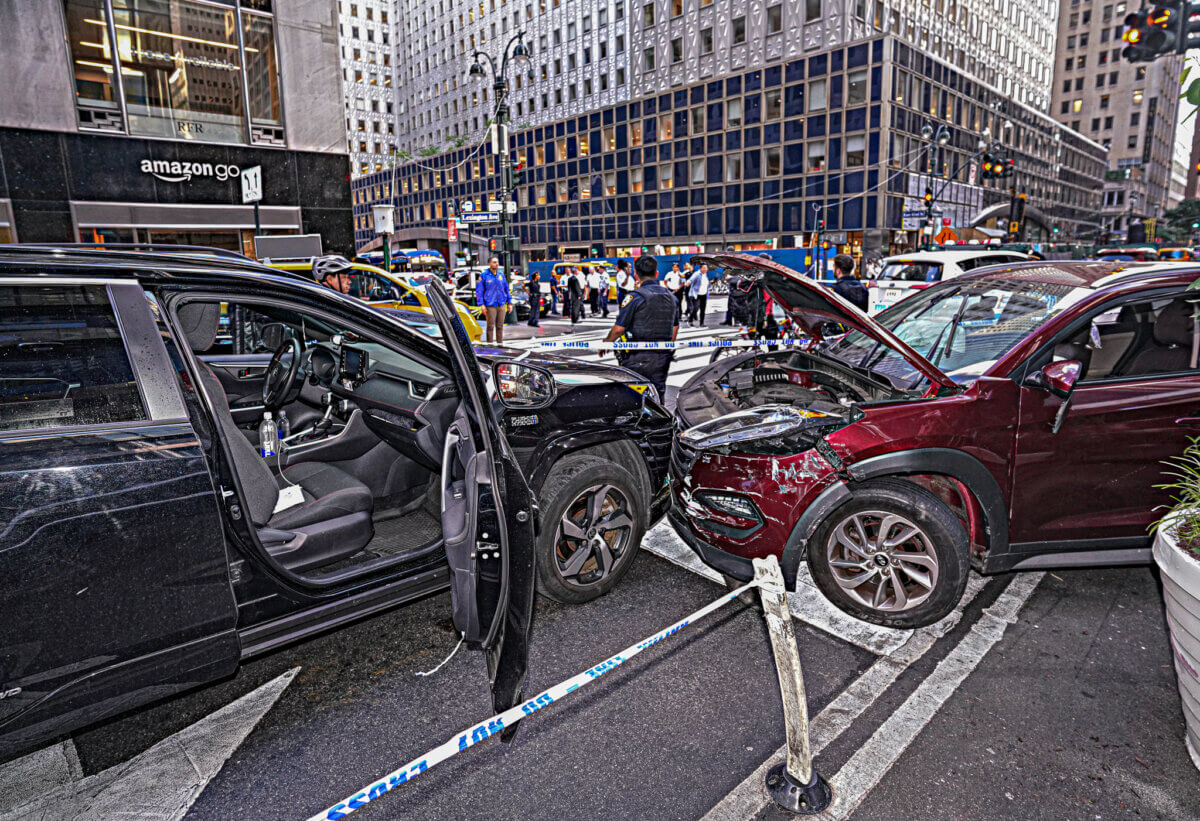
[339,0,399,177]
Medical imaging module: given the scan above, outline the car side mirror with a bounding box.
[493,361,556,409]
[259,322,289,352]
[1025,360,1082,434]
[1026,359,1082,401]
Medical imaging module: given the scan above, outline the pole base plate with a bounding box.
[765,762,832,815]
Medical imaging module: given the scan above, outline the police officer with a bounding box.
[600,255,679,400]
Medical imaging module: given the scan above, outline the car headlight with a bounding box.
[493,361,556,408]
[679,405,831,450]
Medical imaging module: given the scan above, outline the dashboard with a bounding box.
[302,339,456,471]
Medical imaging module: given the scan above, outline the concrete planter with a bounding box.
[1153,516,1200,772]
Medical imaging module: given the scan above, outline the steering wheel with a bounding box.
[262,338,303,409]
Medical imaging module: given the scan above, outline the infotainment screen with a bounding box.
[340,345,369,382]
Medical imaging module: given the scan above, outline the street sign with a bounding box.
[934,227,958,244]
[460,200,475,212]
[460,211,500,224]
[447,219,458,242]
[968,163,977,185]
[488,201,504,212]
[240,165,262,204]
[824,231,847,244]
[506,200,517,214]
[942,217,952,226]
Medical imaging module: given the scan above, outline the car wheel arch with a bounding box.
[779,448,1009,587]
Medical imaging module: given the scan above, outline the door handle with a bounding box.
[1175,417,1200,427]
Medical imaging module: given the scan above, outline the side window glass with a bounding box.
[0,285,147,432]
[1059,294,1199,382]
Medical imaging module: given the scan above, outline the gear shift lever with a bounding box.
[307,393,335,440]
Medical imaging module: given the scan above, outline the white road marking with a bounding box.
[705,572,1043,820]
[0,667,299,821]
[701,575,992,820]
[641,525,987,655]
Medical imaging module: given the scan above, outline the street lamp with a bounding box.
[468,31,532,281]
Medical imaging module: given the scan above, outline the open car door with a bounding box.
[425,279,537,729]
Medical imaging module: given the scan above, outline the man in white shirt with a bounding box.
[597,267,612,317]
[615,259,636,304]
[686,263,711,326]
[664,263,682,299]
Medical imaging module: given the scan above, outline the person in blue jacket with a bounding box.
[476,256,512,344]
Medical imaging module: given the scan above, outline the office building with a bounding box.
[0,0,353,252]
[1049,0,1183,240]
[338,0,399,177]
[355,3,1107,260]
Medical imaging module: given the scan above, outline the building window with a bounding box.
[658,115,672,139]
[803,0,819,22]
[631,120,643,145]
[770,4,785,31]
[847,69,868,105]
[1073,99,1084,112]
[1091,117,1100,131]
[660,163,674,188]
[604,171,617,195]
[846,134,865,166]
[809,78,827,111]
[643,3,655,27]
[671,0,682,16]
[604,126,616,150]
[1104,116,1113,129]
[765,145,781,175]
[765,88,782,119]
[1132,89,1144,104]
[1099,94,1109,109]
[631,167,644,192]
[732,15,746,44]
[672,37,684,63]
[690,158,706,184]
[727,97,743,127]
[726,153,743,181]
[643,47,656,71]
[690,106,705,133]
[807,141,825,171]
[1127,134,1138,149]
[1130,112,1140,126]
[701,27,713,54]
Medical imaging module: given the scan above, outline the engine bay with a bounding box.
[675,350,901,427]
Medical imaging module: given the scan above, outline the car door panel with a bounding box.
[0,283,238,758]
[425,279,537,722]
[201,353,271,424]
[1010,375,1200,545]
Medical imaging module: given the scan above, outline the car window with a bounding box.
[879,262,941,282]
[0,285,147,432]
[1056,294,1199,382]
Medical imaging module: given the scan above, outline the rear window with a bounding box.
[0,285,146,432]
[879,261,942,282]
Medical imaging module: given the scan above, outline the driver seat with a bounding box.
[178,303,374,571]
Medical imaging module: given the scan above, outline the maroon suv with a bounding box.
[670,253,1200,627]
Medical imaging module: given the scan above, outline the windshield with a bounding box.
[824,276,1078,388]
[879,261,942,282]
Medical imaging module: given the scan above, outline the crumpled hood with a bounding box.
[690,253,957,389]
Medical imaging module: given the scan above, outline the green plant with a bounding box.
[1153,436,1200,556]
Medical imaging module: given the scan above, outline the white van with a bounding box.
[867,248,1031,313]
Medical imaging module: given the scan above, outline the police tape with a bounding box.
[533,338,810,350]
[308,579,760,821]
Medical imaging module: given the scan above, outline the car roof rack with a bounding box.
[10,242,257,261]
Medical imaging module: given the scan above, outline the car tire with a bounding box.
[535,455,646,604]
[806,478,969,629]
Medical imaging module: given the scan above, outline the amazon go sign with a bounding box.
[139,159,240,184]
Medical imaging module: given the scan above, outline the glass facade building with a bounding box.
[353,36,1106,260]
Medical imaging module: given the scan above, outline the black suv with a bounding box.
[0,246,672,758]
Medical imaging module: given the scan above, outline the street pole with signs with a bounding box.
[470,33,532,284]
[241,165,263,246]
[372,204,396,273]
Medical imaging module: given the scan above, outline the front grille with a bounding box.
[670,438,699,479]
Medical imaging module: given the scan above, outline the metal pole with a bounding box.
[382,232,390,273]
[754,555,832,814]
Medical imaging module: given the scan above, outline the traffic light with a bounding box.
[818,219,826,231]
[996,158,1015,179]
[505,235,521,253]
[488,237,500,253]
[1122,2,1198,62]
[923,187,934,206]
[513,161,526,187]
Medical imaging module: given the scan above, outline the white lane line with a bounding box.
[640,525,986,655]
[703,572,1037,821]
[0,667,299,821]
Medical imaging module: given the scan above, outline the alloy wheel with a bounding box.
[554,483,635,587]
[824,510,939,612]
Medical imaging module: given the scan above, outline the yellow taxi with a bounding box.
[268,260,483,342]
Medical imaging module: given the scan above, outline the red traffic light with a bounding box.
[489,237,499,252]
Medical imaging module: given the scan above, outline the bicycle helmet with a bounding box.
[312,254,354,282]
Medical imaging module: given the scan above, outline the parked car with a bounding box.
[1158,247,1194,262]
[1095,246,1161,262]
[671,252,1200,628]
[267,259,484,340]
[867,248,1031,313]
[0,245,672,759]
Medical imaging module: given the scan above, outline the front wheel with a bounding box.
[535,455,646,604]
[806,478,969,629]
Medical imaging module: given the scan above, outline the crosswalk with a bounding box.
[509,296,736,394]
